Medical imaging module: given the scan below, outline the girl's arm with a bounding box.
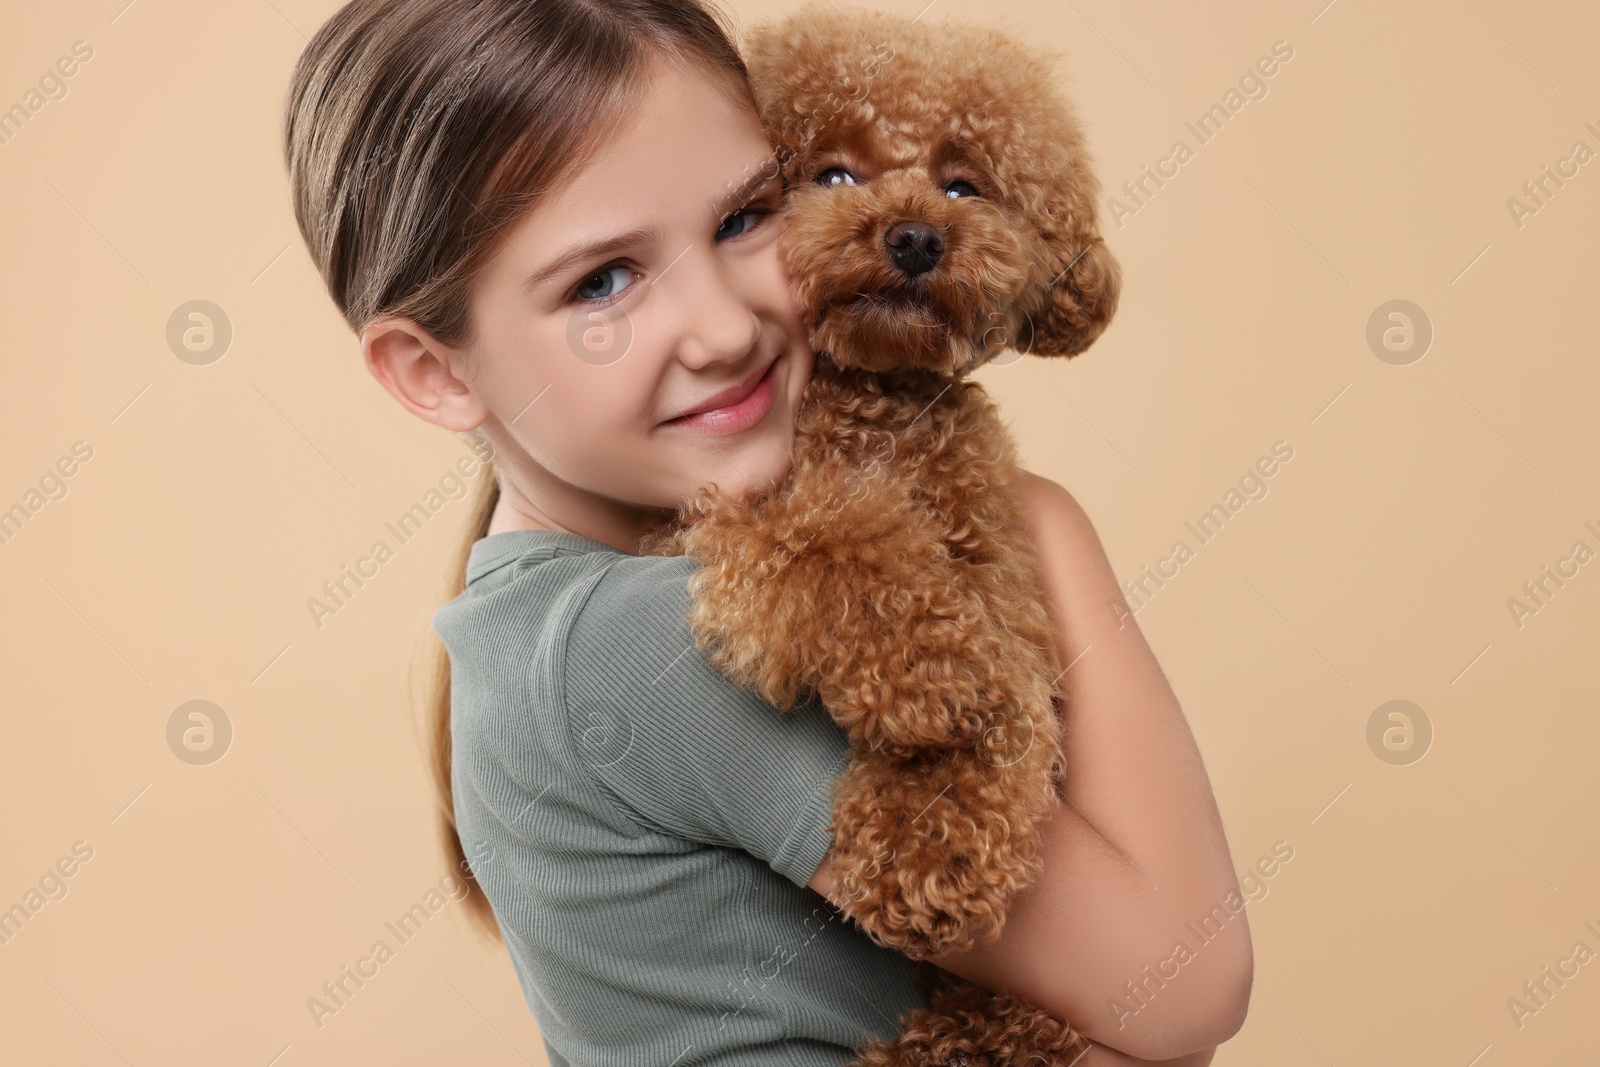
[809,471,1252,1062]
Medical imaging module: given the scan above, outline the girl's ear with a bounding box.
[362,316,489,433]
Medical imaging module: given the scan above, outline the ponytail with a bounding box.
[420,441,501,939]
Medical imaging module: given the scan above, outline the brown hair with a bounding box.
[282,0,753,939]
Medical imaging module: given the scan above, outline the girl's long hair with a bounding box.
[282,0,752,939]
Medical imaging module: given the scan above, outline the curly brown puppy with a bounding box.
[640,4,1120,1063]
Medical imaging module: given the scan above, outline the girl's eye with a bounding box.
[570,204,771,306]
[572,264,636,305]
[945,180,982,199]
[715,204,771,241]
[816,167,859,188]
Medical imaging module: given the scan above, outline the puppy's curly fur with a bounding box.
[640,5,1120,1063]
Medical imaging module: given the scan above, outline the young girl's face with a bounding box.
[456,55,813,538]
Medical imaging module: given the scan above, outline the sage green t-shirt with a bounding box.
[432,529,925,1066]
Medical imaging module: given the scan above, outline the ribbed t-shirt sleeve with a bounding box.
[561,553,849,889]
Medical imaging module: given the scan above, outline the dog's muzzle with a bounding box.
[884,220,944,277]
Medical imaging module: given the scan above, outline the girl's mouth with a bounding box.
[663,355,780,436]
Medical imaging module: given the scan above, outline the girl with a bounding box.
[282,1,1252,1063]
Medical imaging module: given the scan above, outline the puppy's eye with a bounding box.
[816,167,859,188]
[945,180,982,199]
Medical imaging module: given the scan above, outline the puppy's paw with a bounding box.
[829,751,1056,958]
[850,969,1091,1067]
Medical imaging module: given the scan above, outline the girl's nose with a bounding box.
[666,252,762,370]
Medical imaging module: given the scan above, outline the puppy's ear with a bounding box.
[1026,171,1122,358]
[1030,233,1120,357]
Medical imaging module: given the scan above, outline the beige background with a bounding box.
[3,0,1596,1063]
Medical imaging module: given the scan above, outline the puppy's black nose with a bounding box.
[884,220,944,276]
